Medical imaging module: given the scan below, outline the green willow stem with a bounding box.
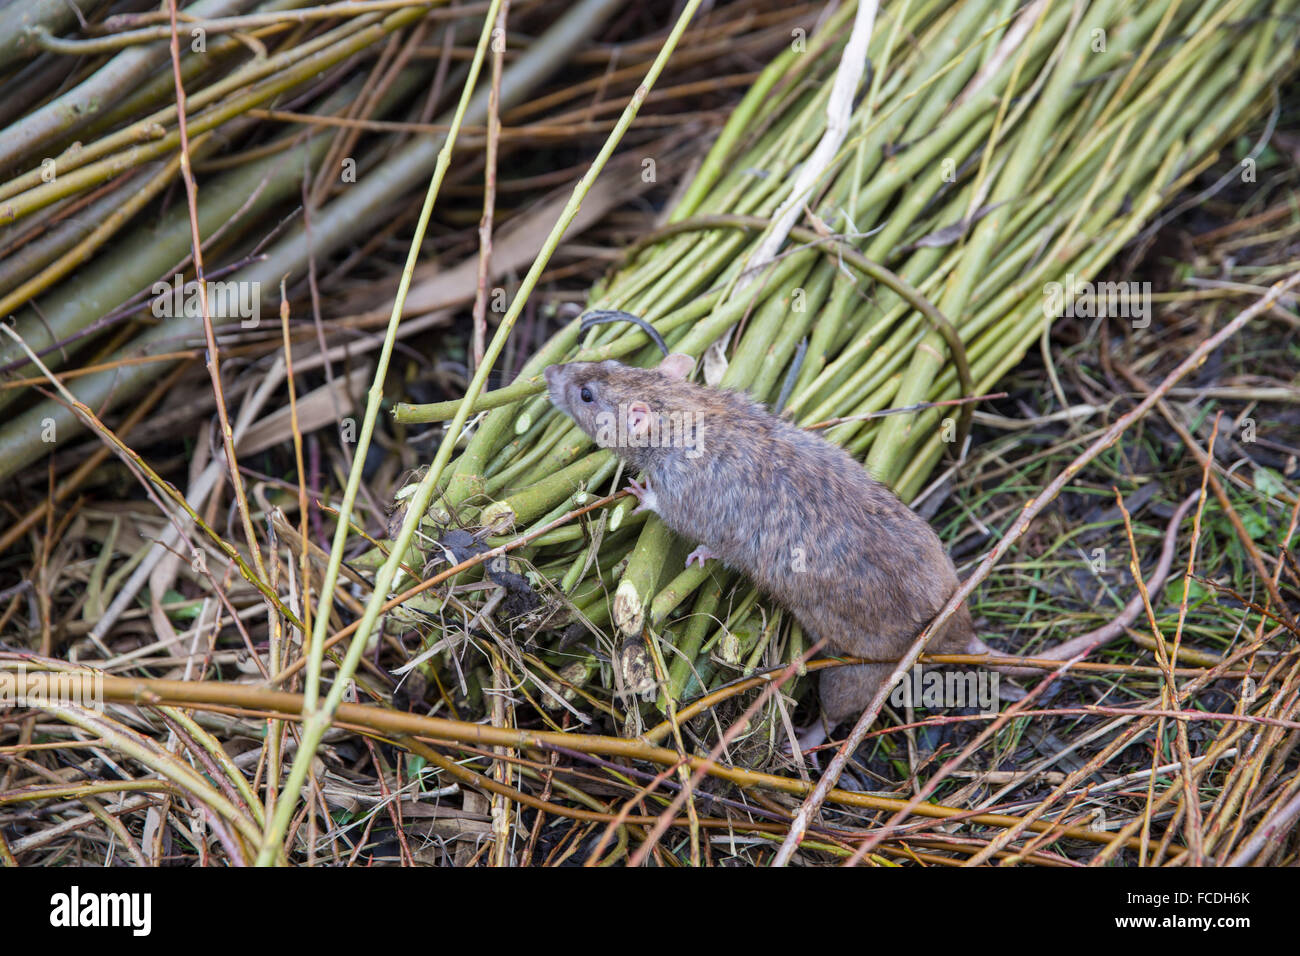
[0,10,398,219]
[606,213,975,444]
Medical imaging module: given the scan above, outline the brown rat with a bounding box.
[544,353,985,749]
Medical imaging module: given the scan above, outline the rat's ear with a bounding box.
[658,352,695,382]
[626,400,653,439]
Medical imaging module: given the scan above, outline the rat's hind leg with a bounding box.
[818,662,897,728]
[785,663,895,768]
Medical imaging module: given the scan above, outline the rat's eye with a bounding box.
[579,386,594,403]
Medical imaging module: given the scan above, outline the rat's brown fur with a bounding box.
[544,357,977,729]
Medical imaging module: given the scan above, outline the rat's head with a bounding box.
[544,353,699,464]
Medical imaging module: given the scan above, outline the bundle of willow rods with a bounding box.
[0,0,652,481]
[396,0,1296,732]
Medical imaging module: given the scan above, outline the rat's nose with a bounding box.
[543,365,566,405]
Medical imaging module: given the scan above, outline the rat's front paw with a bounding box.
[624,478,657,514]
[685,545,717,568]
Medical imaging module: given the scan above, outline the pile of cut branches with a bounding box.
[394,0,1298,754]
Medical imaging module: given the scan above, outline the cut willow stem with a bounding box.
[0,7,378,203]
[0,0,253,171]
[391,212,973,433]
[0,9,397,219]
[0,140,197,319]
[0,0,110,68]
[26,0,463,53]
